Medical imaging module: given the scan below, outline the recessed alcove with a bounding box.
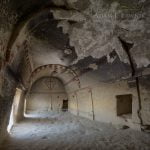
[25,77,68,117]
[116,94,132,117]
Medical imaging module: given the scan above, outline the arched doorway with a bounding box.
[25,77,68,117]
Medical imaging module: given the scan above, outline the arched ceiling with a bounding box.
[23,64,80,93]
[0,0,150,89]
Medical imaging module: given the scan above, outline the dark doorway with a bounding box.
[62,100,68,111]
[116,94,132,116]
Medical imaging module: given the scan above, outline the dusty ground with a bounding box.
[0,112,150,150]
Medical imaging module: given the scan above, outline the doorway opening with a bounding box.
[62,100,68,112]
[7,88,22,133]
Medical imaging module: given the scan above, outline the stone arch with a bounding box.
[5,7,53,63]
[25,64,80,91]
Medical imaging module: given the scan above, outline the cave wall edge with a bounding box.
[0,68,17,145]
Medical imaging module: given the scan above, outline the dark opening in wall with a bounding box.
[62,100,68,112]
[116,94,132,116]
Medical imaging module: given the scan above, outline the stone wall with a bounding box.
[67,72,150,130]
[139,75,150,125]
[0,71,17,144]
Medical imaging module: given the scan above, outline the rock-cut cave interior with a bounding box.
[0,0,150,150]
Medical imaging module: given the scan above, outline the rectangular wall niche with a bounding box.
[116,94,132,116]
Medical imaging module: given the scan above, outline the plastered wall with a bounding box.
[139,75,150,125]
[67,72,149,130]
[26,77,68,113]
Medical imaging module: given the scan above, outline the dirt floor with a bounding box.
[0,112,150,150]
